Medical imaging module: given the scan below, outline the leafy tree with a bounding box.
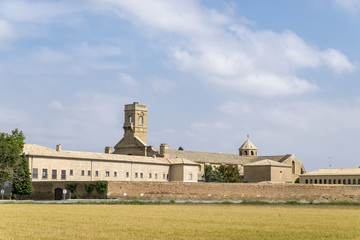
[95,181,107,198]
[294,178,300,183]
[85,183,95,197]
[217,165,242,183]
[0,129,25,182]
[12,153,34,199]
[178,146,184,151]
[204,164,224,182]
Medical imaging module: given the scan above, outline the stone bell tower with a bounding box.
[113,102,148,156]
[239,138,258,157]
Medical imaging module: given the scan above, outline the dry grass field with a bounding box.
[0,204,359,240]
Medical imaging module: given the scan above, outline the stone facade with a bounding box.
[24,144,199,183]
[299,168,360,185]
[26,181,360,202]
[243,160,292,183]
[24,102,306,185]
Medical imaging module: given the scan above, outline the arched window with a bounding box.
[319,179,322,184]
[139,116,143,125]
[251,151,254,155]
[310,179,313,184]
[305,179,308,184]
[358,179,360,185]
[328,179,332,184]
[324,179,327,184]
[244,150,248,156]
[315,179,317,184]
[353,179,356,185]
[292,161,295,174]
[348,179,351,184]
[338,179,341,184]
[343,179,346,184]
[128,115,132,123]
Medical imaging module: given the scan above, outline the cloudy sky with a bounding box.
[1,0,360,171]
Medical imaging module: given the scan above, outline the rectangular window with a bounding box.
[52,169,57,179]
[95,171,99,177]
[149,173,152,178]
[32,168,38,179]
[42,169,48,179]
[114,171,117,177]
[189,173,193,180]
[61,170,66,180]
[135,172,138,178]
[126,172,129,178]
[70,169,73,176]
[140,172,143,178]
[106,171,110,177]
[88,170,91,176]
[166,174,169,180]
[81,170,85,176]
[163,173,165,179]
[155,173,158,179]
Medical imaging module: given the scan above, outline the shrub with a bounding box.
[294,178,300,183]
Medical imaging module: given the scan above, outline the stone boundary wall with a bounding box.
[108,182,360,202]
[21,181,360,202]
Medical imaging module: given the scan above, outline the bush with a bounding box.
[66,182,77,193]
[71,192,82,199]
[294,178,300,183]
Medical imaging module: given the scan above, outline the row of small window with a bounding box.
[32,168,169,180]
[305,178,360,185]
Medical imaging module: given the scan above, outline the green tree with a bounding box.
[217,165,241,183]
[95,181,107,199]
[204,164,224,182]
[178,146,184,151]
[0,129,25,182]
[66,182,77,199]
[85,183,95,197]
[12,153,34,199]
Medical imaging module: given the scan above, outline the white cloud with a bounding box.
[0,19,15,50]
[118,72,138,87]
[48,100,64,111]
[333,0,360,13]
[0,0,79,23]
[76,43,123,59]
[151,77,176,93]
[97,0,354,97]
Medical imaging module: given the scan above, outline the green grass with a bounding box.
[0,204,359,239]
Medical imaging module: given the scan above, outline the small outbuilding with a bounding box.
[243,159,292,183]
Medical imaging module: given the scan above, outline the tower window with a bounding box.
[128,115,132,123]
[139,116,143,125]
[244,150,248,155]
[251,151,254,155]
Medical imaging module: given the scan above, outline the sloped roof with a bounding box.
[239,139,257,150]
[169,149,290,165]
[302,168,360,176]
[244,159,291,167]
[24,144,170,165]
[167,158,199,166]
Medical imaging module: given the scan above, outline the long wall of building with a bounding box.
[26,181,360,202]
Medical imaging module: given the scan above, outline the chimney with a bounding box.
[104,146,113,154]
[159,143,169,158]
[56,144,62,152]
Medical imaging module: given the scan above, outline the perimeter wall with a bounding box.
[26,181,360,202]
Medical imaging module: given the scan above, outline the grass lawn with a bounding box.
[0,204,359,239]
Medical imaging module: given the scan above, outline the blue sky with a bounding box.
[1,0,360,171]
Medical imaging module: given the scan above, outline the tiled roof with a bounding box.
[169,149,291,165]
[302,168,360,176]
[239,139,257,150]
[244,159,291,167]
[24,144,196,166]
